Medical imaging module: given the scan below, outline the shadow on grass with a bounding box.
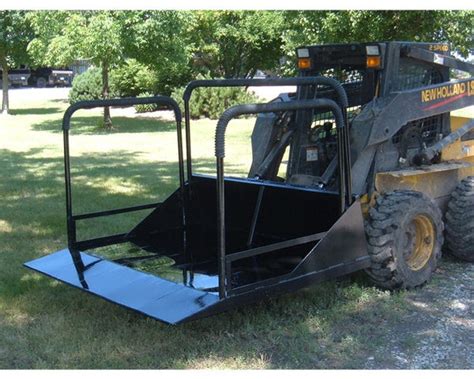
[32,115,177,135]
[9,107,63,116]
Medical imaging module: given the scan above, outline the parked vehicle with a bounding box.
[29,67,74,87]
[0,68,31,87]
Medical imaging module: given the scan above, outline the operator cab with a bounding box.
[249,43,385,189]
[249,42,450,190]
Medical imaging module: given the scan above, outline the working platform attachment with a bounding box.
[25,79,370,324]
[25,179,368,324]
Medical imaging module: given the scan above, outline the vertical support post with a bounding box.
[342,109,352,208]
[337,119,346,215]
[63,128,76,247]
[184,100,193,182]
[175,116,186,251]
[175,118,185,192]
[63,125,85,271]
[216,157,226,299]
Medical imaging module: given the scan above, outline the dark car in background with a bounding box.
[29,67,74,87]
[0,68,31,87]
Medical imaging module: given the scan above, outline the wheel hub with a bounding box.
[403,214,436,271]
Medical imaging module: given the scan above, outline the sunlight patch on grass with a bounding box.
[0,220,13,233]
[83,177,145,196]
[188,355,270,369]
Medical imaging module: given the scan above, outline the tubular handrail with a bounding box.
[62,96,184,249]
[213,98,348,299]
[182,76,349,183]
[62,96,182,130]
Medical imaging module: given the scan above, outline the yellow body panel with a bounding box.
[441,111,474,178]
[368,109,474,214]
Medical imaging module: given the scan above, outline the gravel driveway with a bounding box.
[364,257,473,369]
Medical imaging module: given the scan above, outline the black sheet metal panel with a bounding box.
[293,199,369,276]
[24,249,219,325]
[129,175,341,264]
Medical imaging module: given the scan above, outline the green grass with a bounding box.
[0,96,453,369]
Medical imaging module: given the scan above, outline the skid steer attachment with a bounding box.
[25,78,370,324]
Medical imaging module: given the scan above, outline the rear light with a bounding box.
[366,45,381,69]
[298,58,312,70]
[366,56,381,69]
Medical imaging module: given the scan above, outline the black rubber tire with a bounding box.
[445,176,474,262]
[365,190,444,290]
[36,77,47,88]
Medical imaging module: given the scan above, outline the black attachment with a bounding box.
[214,98,349,298]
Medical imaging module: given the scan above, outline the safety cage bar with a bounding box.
[213,98,349,298]
[182,76,353,202]
[62,96,184,250]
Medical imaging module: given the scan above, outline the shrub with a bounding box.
[69,67,123,104]
[171,76,260,119]
[69,67,105,104]
[134,92,159,113]
[69,61,181,106]
[111,59,159,98]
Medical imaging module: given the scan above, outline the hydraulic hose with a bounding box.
[413,119,474,165]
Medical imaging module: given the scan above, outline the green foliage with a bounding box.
[134,92,159,113]
[0,11,34,113]
[172,76,260,119]
[188,11,285,78]
[119,10,193,94]
[69,67,117,104]
[83,12,124,68]
[27,11,79,67]
[111,59,159,98]
[0,11,33,67]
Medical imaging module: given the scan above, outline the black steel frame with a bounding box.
[182,77,352,195]
[60,79,353,303]
[212,98,349,299]
[62,96,183,251]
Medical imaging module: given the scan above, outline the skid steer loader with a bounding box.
[25,41,474,324]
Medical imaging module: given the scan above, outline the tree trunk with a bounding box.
[1,54,9,115]
[101,62,112,129]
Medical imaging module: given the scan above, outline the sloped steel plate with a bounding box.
[24,249,220,324]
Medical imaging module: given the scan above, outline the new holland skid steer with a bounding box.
[25,41,474,324]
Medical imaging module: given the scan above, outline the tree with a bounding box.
[188,11,285,78]
[0,11,33,115]
[29,10,193,126]
[118,10,193,95]
[29,11,124,128]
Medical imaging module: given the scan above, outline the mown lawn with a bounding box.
[0,92,469,369]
